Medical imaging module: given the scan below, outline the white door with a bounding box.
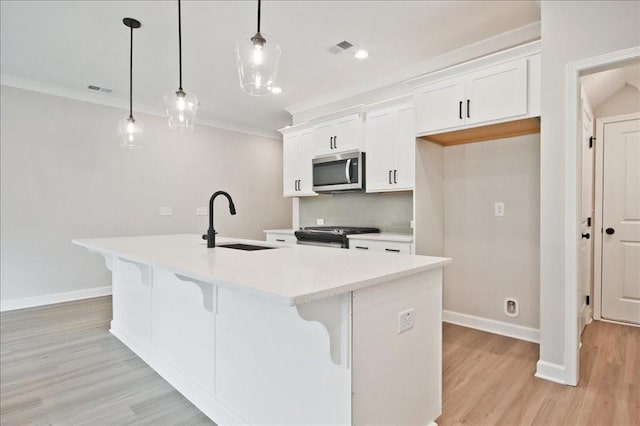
[282,133,299,197]
[314,121,335,157]
[394,105,415,190]
[579,100,594,334]
[601,118,640,324]
[365,108,395,192]
[335,114,361,152]
[298,129,316,195]
[414,76,466,134]
[465,58,528,126]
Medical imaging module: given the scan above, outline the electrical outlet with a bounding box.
[397,308,415,334]
[317,218,325,225]
[196,207,207,216]
[159,207,173,216]
[504,297,519,317]
[494,202,505,217]
[410,220,415,229]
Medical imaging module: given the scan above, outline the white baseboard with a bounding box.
[0,285,112,312]
[443,310,540,343]
[535,360,566,384]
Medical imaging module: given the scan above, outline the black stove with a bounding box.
[295,226,380,248]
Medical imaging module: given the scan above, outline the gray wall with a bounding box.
[443,134,540,329]
[539,0,640,370]
[299,192,413,233]
[0,86,291,302]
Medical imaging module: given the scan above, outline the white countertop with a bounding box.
[73,234,449,306]
[347,233,414,243]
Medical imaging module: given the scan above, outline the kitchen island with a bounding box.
[73,234,450,425]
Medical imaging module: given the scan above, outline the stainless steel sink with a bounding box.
[217,243,278,251]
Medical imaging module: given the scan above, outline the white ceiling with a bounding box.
[582,62,640,109]
[0,1,541,136]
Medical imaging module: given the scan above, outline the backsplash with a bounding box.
[299,191,413,233]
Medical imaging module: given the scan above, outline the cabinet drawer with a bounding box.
[266,234,298,245]
[350,240,412,254]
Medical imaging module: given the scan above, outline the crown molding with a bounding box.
[284,21,541,117]
[0,75,281,140]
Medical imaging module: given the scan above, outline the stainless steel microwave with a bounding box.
[312,150,364,192]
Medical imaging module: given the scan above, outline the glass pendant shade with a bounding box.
[235,32,281,96]
[118,117,144,150]
[164,90,198,130]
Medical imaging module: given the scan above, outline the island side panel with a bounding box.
[111,257,152,347]
[352,269,443,425]
[215,287,352,426]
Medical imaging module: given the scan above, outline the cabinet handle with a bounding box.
[467,99,470,118]
[329,136,333,149]
[385,248,401,253]
[276,239,285,242]
[459,101,463,120]
[334,135,337,149]
[388,170,392,184]
[296,180,300,191]
[355,246,369,250]
[394,169,397,184]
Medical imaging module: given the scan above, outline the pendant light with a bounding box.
[118,18,143,149]
[235,0,281,96]
[164,0,199,130]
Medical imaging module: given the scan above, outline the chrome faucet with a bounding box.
[204,191,236,248]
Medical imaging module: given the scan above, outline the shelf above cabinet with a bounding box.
[419,117,540,146]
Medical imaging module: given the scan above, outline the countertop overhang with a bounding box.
[73,234,450,306]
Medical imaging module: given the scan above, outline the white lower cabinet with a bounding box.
[349,235,413,254]
[265,230,297,245]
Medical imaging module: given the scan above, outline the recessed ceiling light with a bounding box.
[354,50,369,59]
[271,87,282,94]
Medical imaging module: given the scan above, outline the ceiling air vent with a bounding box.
[328,40,354,54]
[87,85,112,93]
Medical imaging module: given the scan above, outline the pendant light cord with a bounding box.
[178,0,183,91]
[257,0,261,33]
[129,25,133,119]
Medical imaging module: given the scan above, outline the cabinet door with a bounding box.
[282,133,299,197]
[365,108,395,192]
[297,129,316,195]
[394,105,415,191]
[415,76,466,135]
[334,114,362,152]
[466,59,527,125]
[313,122,335,157]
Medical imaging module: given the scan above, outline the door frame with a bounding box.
[593,112,640,321]
[564,45,640,386]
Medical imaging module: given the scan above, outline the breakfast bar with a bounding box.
[73,234,450,425]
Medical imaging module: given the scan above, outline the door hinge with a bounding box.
[586,295,590,306]
[589,136,595,148]
[587,217,592,227]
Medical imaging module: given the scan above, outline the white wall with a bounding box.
[539,1,640,376]
[443,134,540,329]
[595,85,640,118]
[0,86,291,303]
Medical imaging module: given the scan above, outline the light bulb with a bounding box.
[255,74,262,89]
[127,121,135,134]
[176,96,186,111]
[252,45,263,65]
[119,116,143,149]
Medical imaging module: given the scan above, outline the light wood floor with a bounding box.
[1,297,638,425]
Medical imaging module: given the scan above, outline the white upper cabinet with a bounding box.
[413,56,535,137]
[282,128,316,197]
[415,76,466,134]
[314,113,363,156]
[365,104,415,193]
[465,59,527,125]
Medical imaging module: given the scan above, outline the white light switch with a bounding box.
[494,202,505,217]
[196,207,207,216]
[160,207,173,216]
[317,218,325,225]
